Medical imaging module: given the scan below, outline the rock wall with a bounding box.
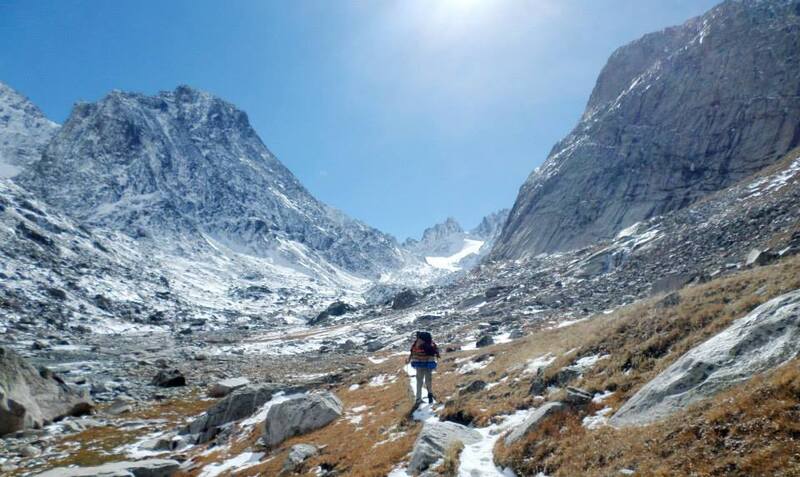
[493,0,800,259]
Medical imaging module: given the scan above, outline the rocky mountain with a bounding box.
[493,0,800,259]
[16,86,402,278]
[0,82,59,178]
[396,210,509,278]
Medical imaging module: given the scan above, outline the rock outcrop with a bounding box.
[504,402,564,446]
[0,347,92,436]
[610,289,800,427]
[263,392,342,447]
[408,420,481,473]
[34,459,179,477]
[183,384,279,444]
[208,377,250,398]
[493,0,800,259]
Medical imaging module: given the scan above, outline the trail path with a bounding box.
[390,364,526,477]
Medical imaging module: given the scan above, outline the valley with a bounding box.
[2,0,800,476]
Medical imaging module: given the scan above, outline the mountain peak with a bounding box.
[0,81,59,178]
[493,0,800,259]
[16,86,402,277]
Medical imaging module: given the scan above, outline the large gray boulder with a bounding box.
[610,289,800,427]
[492,0,800,259]
[34,459,179,477]
[0,347,93,436]
[183,384,279,444]
[409,420,481,473]
[208,377,250,398]
[263,392,342,447]
[504,402,564,446]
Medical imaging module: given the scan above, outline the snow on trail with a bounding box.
[457,410,529,477]
[390,364,528,476]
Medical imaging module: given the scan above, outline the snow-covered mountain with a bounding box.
[17,86,402,279]
[0,82,59,178]
[388,210,509,281]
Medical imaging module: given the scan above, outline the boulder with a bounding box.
[504,402,564,446]
[151,369,185,388]
[408,420,481,473]
[208,377,250,398]
[0,347,93,436]
[183,384,280,444]
[34,459,179,477]
[391,289,419,310]
[460,380,487,395]
[610,290,800,427]
[309,301,354,325]
[475,335,494,348]
[282,443,319,474]
[564,387,593,407]
[264,392,343,447]
[745,248,779,267]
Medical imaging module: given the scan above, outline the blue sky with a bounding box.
[0,0,718,240]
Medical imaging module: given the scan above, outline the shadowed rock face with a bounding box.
[493,0,800,259]
[0,347,92,436]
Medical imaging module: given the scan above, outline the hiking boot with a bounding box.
[428,394,434,404]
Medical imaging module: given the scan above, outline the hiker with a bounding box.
[407,331,440,404]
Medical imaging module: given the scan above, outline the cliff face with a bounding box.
[493,0,800,259]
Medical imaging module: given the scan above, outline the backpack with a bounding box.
[416,331,432,343]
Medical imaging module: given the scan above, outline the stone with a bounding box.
[151,369,185,388]
[309,301,355,326]
[491,0,800,259]
[0,347,93,436]
[208,377,250,398]
[475,335,494,348]
[34,458,180,477]
[183,384,280,444]
[282,443,318,474]
[651,273,696,295]
[504,402,564,446]
[391,289,419,310]
[564,387,593,406]
[461,380,487,395]
[20,445,41,457]
[745,248,779,267]
[107,397,134,416]
[264,392,342,447]
[408,420,481,473]
[610,290,800,427]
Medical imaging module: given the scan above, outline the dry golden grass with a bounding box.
[489,255,800,476]
[497,358,800,477]
[434,440,465,477]
[12,389,212,476]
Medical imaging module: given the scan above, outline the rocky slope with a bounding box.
[493,0,800,259]
[16,86,402,278]
[0,82,59,178]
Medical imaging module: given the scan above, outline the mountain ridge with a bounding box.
[492,0,800,259]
